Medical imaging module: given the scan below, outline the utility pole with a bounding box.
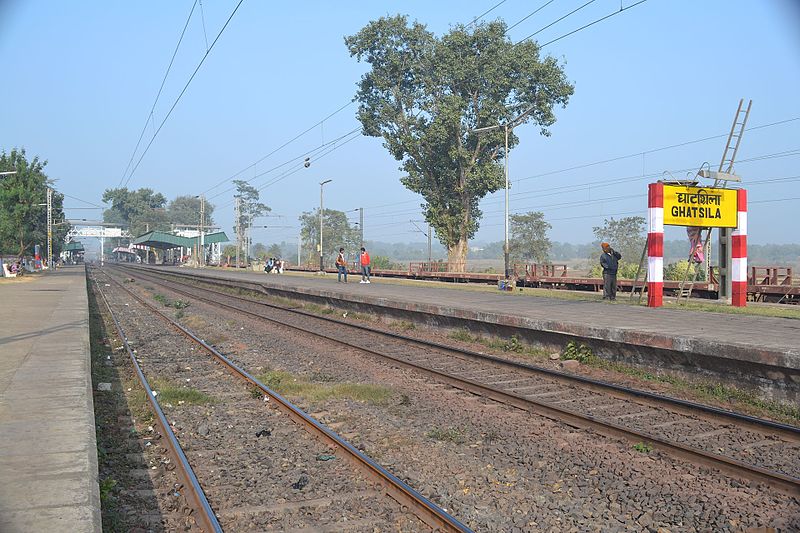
[297,230,301,267]
[319,179,332,272]
[46,187,53,269]
[359,207,364,249]
[199,195,205,266]
[234,196,241,268]
[428,223,432,264]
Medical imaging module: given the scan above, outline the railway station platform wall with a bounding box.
[125,265,799,404]
[0,265,101,532]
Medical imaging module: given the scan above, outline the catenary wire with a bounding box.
[118,0,198,187]
[539,0,649,48]
[123,0,246,188]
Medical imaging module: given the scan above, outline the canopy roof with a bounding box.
[131,231,229,250]
[63,241,84,252]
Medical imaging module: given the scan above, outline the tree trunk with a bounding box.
[447,238,468,272]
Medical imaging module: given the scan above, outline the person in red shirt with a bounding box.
[359,247,371,284]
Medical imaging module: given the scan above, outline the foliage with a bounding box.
[664,259,706,281]
[167,195,214,227]
[632,442,653,453]
[102,187,168,237]
[251,242,268,260]
[345,16,573,271]
[589,261,641,279]
[298,208,360,266]
[221,244,237,259]
[232,179,269,236]
[509,211,551,263]
[267,243,283,258]
[0,148,69,257]
[371,255,403,269]
[561,341,595,363]
[592,216,646,264]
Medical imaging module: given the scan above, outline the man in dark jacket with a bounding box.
[600,242,622,300]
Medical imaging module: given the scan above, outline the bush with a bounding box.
[664,260,706,281]
[588,261,641,279]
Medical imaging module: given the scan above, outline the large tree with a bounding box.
[0,148,69,257]
[102,187,169,237]
[345,16,573,271]
[509,211,551,264]
[167,195,214,228]
[299,208,360,266]
[592,216,646,266]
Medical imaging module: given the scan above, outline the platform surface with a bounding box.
[146,266,799,369]
[0,266,101,533]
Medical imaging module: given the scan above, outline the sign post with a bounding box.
[647,182,747,307]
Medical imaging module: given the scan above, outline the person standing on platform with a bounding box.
[336,248,348,283]
[600,242,622,301]
[359,247,371,284]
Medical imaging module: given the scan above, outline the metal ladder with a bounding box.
[677,99,752,303]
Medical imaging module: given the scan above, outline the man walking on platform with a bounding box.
[336,247,348,283]
[600,242,622,301]
[359,247,371,284]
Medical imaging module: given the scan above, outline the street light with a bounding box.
[471,106,536,280]
[0,171,18,177]
[319,179,332,272]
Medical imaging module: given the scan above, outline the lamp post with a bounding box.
[319,179,332,272]
[470,106,536,280]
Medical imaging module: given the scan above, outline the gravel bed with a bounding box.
[131,271,800,479]
[96,271,426,531]
[116,269,800,532]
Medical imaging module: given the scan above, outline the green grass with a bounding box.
[574,352,800,424]
[151,380,215,405]
[257,370,392,405]
[632,442,653,453]
[447,329,547,358]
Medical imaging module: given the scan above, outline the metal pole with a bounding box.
[234,197,240,268]
[504,124,510,280]
[46,187,53,269]
[319,183,324,272]
[359,207,364,249]
[297,230,301,267]
[428,223,432,264]
[199,195,205,267]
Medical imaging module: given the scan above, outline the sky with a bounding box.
[2,0,800,249]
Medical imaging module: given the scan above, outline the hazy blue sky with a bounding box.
[2,0,799,248]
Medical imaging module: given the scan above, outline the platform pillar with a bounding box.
[647,182,664,307]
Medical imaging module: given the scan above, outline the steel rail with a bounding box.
[121,264,800,437]
[99,267,473,533]
[91,272,223,533]
[116,265,800,497]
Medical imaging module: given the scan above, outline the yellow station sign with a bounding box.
[663,185,738,228]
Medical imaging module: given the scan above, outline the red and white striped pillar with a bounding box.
[647,182,664,307]
[731,189,748,307]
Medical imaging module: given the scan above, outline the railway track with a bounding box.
[114,264,800,498]
[91,267,472,532]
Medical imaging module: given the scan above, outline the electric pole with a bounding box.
[199,195,205,266]
[359,207,364,249]
[234,196,241,268]
[46,187,52,269]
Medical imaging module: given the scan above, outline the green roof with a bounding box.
[131,231,230,249]
[132,231,192,249]
[63,241,84,252]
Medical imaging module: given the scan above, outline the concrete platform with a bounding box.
[134,266,800,403]
[0,266,101,533]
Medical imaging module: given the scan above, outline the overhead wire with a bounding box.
[466,0,511,26]
[123,0,246,188]
[539,0,649,48]
[119,0,198,186]
[516,0,597,43]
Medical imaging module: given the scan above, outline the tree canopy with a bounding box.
[345,16,573,271]
[167,195,214,228]
[233,180,269,235]
[0,148,68,257]
[509,211,552,264]
[592,216,646,266]
[102,187,169,237]
[299,208,360,266]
